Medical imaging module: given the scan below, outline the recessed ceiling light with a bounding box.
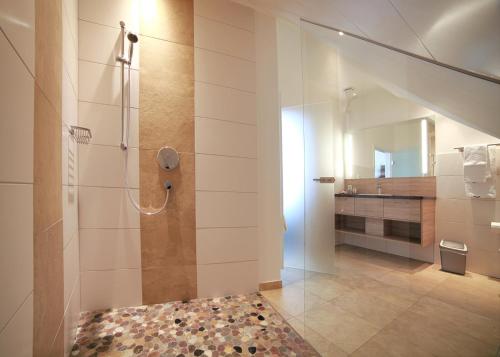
[338,31,344,36]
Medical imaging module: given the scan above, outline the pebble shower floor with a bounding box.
[72,293,319,356]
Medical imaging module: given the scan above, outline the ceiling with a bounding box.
[235,0,500,81]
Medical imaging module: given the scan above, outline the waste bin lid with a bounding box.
[440,240,468,252]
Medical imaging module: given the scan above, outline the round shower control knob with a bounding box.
[156,146,180,171]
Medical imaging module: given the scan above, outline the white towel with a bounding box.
[464,147,496,198]
[463,145,490,183]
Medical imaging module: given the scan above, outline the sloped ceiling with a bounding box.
[235,0,500,80]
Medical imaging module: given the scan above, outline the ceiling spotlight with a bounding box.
[338,31,344,36]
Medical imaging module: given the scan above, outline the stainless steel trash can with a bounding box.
[439,240,467,275]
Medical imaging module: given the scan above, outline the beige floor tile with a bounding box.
[260,284,325,317]
[297,303,380,354]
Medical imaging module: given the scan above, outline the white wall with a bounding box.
[0,0,35,355]
[78,0,141,311]
[194,0,259,297]
[62,0,81,354]
[435,116,500,278]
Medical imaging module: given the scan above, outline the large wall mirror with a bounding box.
[345,117,435,179]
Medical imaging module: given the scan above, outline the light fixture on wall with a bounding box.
[421,119,428,175]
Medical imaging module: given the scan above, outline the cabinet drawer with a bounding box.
[335,197,354,215]
[354,198,383,218]
[384,199,421,222]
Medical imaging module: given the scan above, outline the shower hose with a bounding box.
[123,62,170,216]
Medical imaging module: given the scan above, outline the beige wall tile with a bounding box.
[196,191,257,228]
[195,15,255,60]
[79,102,139,148]
[33,220,64,357]
[194,0,254,32]
[34,85,62,232]
[197,261,258,298]
[63,233,79,307]
[79,145,139,188]
[195,48,255,92]
[140,0,194,46]
[142,264,197,304]
[0,293,33,357]
[195,154,257,192]
[436,152,463,176]
[62,185,78,247]
[0,33,34,183]
[35,0,62,112]
[62,11,78,92]
[195,81,256,125]
[196,227,258,264]
[80,269,142,311]
[78,186,140,228]
[139,36,194,151]
[78,0,139,31]
[80,229,141,271]
[0,184,33,332]
[63,277,80,357]
[0,0,35,74]
[195,117,257,158]
[79,60,139,107]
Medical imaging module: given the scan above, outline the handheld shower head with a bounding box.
[127,32,138,65]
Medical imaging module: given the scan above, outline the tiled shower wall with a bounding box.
[78,0,141,310]
[194,0,259,297]
[0,0,35,354]
[435,117,500,278]
[61,0,81,354]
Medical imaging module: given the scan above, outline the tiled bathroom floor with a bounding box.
[72,293,319,357]
[262,245,500,356]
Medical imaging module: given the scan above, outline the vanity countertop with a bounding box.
[335,193,427,200]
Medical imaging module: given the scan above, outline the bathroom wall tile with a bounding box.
[195,117,257,158]
[0,184,33,332]
[80,269,142,311]
[34,85,62,232]
[141,209,196,268]
[35,0,62,113]
[79,20,139,69]
[80,229,141,271]
[195,81,256,125]
[196,227,258,264]
[0,33,34,183]
[464,199,500,226]
[63,277,80,357]
[79,60,139,108]
[0,292,33,357]
[62,0,78,43]
[62,10,78,93]
[436,175,466,199]
[195,48,255,92]
[436,198,466,224]
[78,186,140,228]
[79,102,139,148]
[436,221,469,245]
[466,225,499,252]
[195,154,257,192]
[142,265,197,305]
[0,0,35,74]
[194,0,254,32]
[33,220,64,357]
[79,144,139,188]
[436,152,463,176]
[139,36,194,152]
[197,261,258,298]
[63,232,79,307]
[196,191,257,228]
[194,15,255,61]
[78,0,139,32]
[62,68,78,125]
[62,185,78,247]
[467,248,500,278]
[140,0,194,46]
